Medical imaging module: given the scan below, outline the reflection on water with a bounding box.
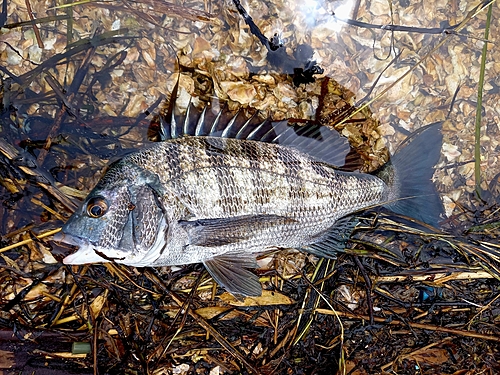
[1,1,498,226]
[0,0,499,372]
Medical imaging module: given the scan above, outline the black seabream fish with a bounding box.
[56,104,444,296]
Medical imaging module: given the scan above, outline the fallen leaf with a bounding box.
[219,290,294,306]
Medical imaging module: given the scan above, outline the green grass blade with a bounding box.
[474,2,493,199]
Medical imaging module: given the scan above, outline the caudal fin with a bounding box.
[376,123,444,227]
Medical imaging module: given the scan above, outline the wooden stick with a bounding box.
[315,308,500,342]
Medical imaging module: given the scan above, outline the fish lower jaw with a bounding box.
[62,243,162,268]
[56,228,165,267]
[62,244,118,265]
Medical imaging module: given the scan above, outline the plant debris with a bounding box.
[1,0,499,374]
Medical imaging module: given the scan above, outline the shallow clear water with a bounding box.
[1,0,498,232]
[0,2,499,373]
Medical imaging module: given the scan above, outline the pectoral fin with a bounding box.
[179,214,296,247]
[203,254,262,296]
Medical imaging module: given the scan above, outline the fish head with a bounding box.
[56,164,168,267]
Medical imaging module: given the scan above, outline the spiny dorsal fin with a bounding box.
[160,100,359,169]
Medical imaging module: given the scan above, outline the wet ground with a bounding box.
[1,0,500,374]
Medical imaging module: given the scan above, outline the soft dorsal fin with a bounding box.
[159,96,360,169]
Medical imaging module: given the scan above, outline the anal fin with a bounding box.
[301,216,359,258]
[204,254,261,296]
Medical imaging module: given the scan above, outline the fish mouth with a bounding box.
[52,231,80,247]
[53,232,126,265]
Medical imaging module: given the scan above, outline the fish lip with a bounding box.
[53,231,86,247]
[53,220,166,267]
[53,232,112,265]
[54,232,144,265]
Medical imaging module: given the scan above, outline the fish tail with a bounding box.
[375,123,444,227]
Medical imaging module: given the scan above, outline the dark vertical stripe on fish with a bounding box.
[274,145,301,205]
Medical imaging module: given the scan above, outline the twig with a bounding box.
[0,228,61,254]
[37,38,95,166]
[145,270,261,375]
[380,337,453,371]
[374,270,494,283]
[335,0,496,127]
[353,256,374,325]
[2,14,70,29]
[0,138,77,211]
[25,0,44,48]
[315,309,500,342]
[149,273,203,369]
[466,292,500,329]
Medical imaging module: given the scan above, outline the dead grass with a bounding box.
[1,0,499,374]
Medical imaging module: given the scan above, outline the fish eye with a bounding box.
[86,197,108,218]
